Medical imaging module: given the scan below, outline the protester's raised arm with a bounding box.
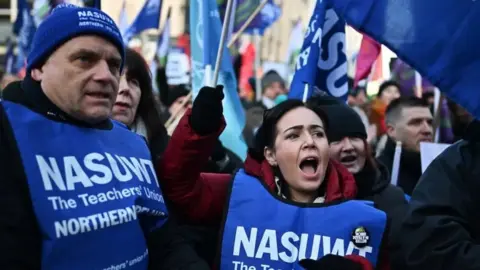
[158,86,232,224]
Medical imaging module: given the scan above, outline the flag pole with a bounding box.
[253,28,262,101]
[227,0,268,48]
[414,71,423,98]
[302,84,309,103]
[166,0,235,129]
[390,141,402,186]
[432,88,444,143]
[212,0,235,85]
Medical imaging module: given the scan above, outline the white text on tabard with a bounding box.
[233,226,373,263]
[36,152,159,191]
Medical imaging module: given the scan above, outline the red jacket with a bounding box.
[158,109,390,270]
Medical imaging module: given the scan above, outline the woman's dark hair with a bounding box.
[253,99,330,156]
[124,48,168,153]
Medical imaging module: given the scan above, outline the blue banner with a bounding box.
[289,0,348,101]
[330,0,480,119]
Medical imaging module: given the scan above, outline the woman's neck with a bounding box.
[289,189,317,203]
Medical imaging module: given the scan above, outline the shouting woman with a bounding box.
[159,86,391,270]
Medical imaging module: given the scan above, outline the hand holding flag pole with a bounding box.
[165,0,236,128]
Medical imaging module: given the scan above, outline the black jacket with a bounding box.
[0,78,208,270]
[355,161,408,239]
[377,137,423,195]
[390,120,480,270]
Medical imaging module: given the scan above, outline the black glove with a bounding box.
[189,85,224,135]
[299,255,363,270]
[211,139,227,161]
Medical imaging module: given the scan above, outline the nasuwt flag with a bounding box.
[123,0,162,43]
[331,0,480,119]
[288,0,349,101]
[191,0,247,160]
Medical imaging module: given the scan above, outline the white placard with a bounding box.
[165,49,190,85]
[420,142,451,173]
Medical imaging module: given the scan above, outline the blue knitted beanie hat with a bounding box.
[27,3,125,72]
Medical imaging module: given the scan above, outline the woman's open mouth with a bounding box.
[340,155,357,166]
[299,157,319,178]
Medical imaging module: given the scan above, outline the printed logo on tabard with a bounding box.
[351,226,370,248]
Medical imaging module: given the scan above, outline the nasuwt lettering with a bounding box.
[36,152,159,191]
[233,226,373,263]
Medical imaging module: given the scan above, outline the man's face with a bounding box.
[388,107,433,152]
[31,36,122,124]
[264,82,285,100]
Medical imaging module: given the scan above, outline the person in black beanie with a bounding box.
[308,96,408,262]
[163,85,192,124]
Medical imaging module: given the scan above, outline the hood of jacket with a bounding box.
[241,149,358,202]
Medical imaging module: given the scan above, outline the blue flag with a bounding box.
[330,0,480,118]
[219,0,281,35]
[289,0,348,101]
[14,0,36,73]
[123,0,162,43]
[190,0,247,160]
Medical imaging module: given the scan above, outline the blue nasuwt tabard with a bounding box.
[219,169,387,270]
[3,100,169,270]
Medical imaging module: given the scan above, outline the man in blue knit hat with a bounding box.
[0,4,169,269]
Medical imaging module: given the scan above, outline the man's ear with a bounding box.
[264,146,277,166]
[30,68,43,81]
[386,122,396,139]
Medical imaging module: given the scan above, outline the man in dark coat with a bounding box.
[391,119,480,270]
